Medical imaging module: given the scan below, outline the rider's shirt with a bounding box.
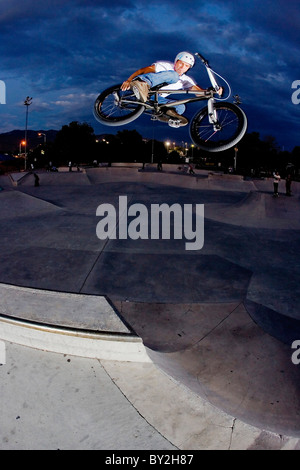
[154,61,196,96]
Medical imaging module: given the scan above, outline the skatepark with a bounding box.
[0,164,300,450]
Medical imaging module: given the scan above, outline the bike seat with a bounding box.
[150,82,169,92]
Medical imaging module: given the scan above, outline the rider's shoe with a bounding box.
[165,109,189,126]
[130,79,150,102]
[157,114,170,123]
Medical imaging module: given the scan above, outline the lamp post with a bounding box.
[24,96,32,170]
[19,140,26,157]
[191,144,195,160]
[234,146,238,172]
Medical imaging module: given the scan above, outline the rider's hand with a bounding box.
[208,86,224,97]
[121,80,131,91]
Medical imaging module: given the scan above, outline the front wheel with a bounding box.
[190,102,247,152]
[94,84,145,126]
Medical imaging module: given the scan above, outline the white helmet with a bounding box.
[174,51,195,68]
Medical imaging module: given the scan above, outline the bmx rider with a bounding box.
[121,51,221,126]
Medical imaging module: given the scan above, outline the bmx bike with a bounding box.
[93,52,247,152]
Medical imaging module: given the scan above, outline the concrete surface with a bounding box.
[0,165,300,450]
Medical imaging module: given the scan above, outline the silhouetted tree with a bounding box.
[53,121,97,165]
[115,129,145,161]
[144,139,168,163]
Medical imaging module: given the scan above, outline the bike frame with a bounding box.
[94,52,246,151]
[121,53,224,130]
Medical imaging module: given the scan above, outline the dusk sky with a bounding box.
[0,0,299,151]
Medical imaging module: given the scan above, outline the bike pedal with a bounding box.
[168,119,182,128]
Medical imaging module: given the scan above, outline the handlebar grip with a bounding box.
[195,52,209,66]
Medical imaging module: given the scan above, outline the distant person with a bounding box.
[34,173,39,187]
[273,170,280,197]
[157,159,163,171]
[68,161,72,172]
[285,174,292,196]
[188,163,195,175]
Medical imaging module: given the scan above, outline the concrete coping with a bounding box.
[0,283,151,363]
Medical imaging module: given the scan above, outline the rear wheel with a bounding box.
[190,102,247,152]
[94,84,145,126]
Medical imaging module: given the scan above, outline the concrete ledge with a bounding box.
[0,283,130,332]
[8,172,29,186]
[0,315,151,363]
[0,283,151,362]
[208,172,244,180]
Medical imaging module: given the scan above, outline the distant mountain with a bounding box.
[0,129,58,153]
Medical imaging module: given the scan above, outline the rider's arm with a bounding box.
[189,84,224,96]
[121,65,156,91]
[189,85,206,92]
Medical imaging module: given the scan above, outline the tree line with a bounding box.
[21,121,300,178]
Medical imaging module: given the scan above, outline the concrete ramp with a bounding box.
[207,173,256,193]
[86,167,255,192]
[1,167,300,448]
[0,190,62,218]
[18,171,91,186]
[86,166,207,189]
[0,175,13,189]
[205,190,300,229]
[245,299,300,345]
[114,299,300,437]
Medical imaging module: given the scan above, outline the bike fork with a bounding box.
[208,98,220,131]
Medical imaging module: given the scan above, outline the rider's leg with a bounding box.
[137,70,180,88]
[130,71,180,102]
[157,97,188,126]
[158,96,185,115]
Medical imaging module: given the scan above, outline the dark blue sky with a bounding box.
[0,0,299,151]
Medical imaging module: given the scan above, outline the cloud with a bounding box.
[0,0,299,149]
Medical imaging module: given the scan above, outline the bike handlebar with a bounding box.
[193,52,232,100]
[194,52,209,66]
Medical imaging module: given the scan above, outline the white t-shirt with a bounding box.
[154,61,196,96]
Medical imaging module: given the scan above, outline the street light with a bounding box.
[38,132,46,143]
[19,140,26,157]
[24,96,32,170]
[191,144,195,160]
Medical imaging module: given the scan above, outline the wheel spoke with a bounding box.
[94,85,144,126]
[190,103,247,152]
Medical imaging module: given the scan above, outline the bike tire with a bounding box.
[190,102,247,152]
[94,84,145,126]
